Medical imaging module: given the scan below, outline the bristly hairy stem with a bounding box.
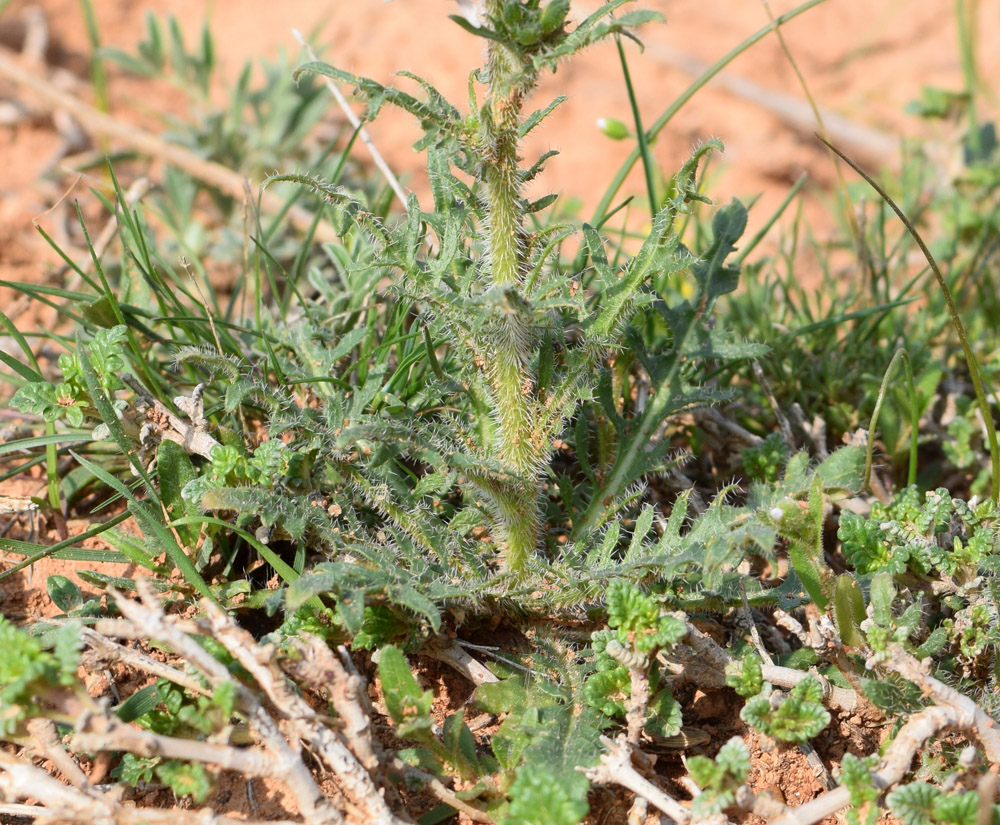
[481,0,542,571]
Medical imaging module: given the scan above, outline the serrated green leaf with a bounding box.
[442,713,481,778]
[476,678,529,714]
[156,760,213,803]
[336,589,366,635]
[887,782,941,825]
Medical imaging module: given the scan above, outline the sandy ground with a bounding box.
[2,0,998,285]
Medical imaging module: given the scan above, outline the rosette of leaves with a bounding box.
[11,326,130,428]
[726,654,830,743]
[686,738,751,819]
[585,580,684,737]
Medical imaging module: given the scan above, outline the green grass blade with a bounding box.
[614,36,656,215]
[71,451,220,605]
[590,0,826,226]
[0,433,93,457]
[865,348,919,491]
[821,135,1000,500]
[0,510,131,581]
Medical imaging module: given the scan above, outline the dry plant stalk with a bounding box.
[0,581,427,825]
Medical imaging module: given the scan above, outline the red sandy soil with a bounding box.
[3,0,998,286]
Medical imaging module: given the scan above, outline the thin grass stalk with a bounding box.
[956,0,981,158]
[865,348,919,491]
[760,0,861,250]
[615,36,657,216]
[589,0,826,227]
[736,172,807,265]
[820,136,1000,502]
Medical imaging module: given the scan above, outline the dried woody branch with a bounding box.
[102,583,346,825]
[11,595,498,825]
[768,642,1000,825]
[0,581,425,825]
[673,621,858,712]
[587,627,1000,825]
[0,750,299,825]
[584,734,691,825]
[198,597,408,825]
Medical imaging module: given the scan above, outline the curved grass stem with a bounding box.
[821,135,1000,502]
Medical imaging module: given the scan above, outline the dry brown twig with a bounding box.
[766,642,1000,825]
[0,46,339,243]
[82,623,213,698]
[583,734,691,825]
[114,374,220,461]
[199,597,408,825]
[109,582,345,825]
[291,29,409,212]
[0,750,299,825]
[672,622,858,713]
[422,637,499,686]
[61,604,490,825]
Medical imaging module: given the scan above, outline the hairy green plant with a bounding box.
[686,738,751,819]
[585,581,684,736]
[10,2,1000,824]
[886,782,996,825]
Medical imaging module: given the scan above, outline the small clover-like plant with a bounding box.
[840,487,1000,579]
[734,656,831,744]
[840,753,881,825]
[687,737,751,819]
[11,325,130,427]
[886,782,986,825]
[725,652,765,698]
[586,580,685,737]
[605,579,686,655]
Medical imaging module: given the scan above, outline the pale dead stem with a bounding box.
[81,624,213,698]
[588,631,1000,825]
[0,46,339,243]
[585,734,692,825]
[109,583,346,825]
[283,634,491,823]
[0,751,300,825]
[674,621,858,713]
[198,598,406,825]
[291,30,409,213]
[8,590,1000,825]
[1,582,499,824]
